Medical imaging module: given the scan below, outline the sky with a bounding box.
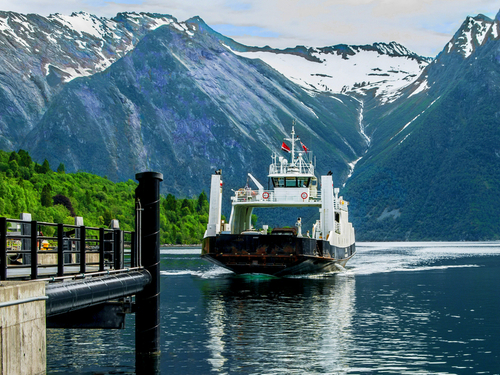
[1,0,499,57]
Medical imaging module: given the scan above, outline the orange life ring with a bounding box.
[262,192,270,199]
[301,192,308,199]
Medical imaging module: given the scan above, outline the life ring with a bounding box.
[301,192,308,200]
[262,192,270,199]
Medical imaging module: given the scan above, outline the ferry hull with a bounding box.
[202,234,355,276]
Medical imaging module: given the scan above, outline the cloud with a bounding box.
[212,24,280,39]
[2,0,499,57]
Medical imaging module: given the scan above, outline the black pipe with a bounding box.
[45,270,151,316]
[135,171,163,372]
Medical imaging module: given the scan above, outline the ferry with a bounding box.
[201,127,355,276]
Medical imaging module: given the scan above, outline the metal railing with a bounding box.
[231,189,322,203]
[230,189,349,212]
[0,217,139,281]
[334,200,349,211]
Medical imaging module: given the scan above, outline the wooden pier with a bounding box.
[0,171,163,374]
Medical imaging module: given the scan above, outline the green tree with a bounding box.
[103,210,113,226]
[57,163,65,173]
[196,191,208,213]
[181,199,192,214]
[19,166,31,180]
[18,149,32,168]
[8,151,18,163]
[40,159,50,174]
[251,214,258,228]
[41,184,52,207]
[8,160,19,178]
[164,194,177,211]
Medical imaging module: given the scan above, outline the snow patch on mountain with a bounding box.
[409,78,430,97]
[356,100,370,146]
[0,13,32,51]
[230,42,430,103]
[50,12,106,38]
[398,132,412,146]
[344,156,363,187]
[301,102,319,119]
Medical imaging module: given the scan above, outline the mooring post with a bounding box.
[135,171,163,373]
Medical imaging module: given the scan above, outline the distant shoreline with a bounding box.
[162,244,201,247]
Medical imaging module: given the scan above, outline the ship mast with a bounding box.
[285,125,298,167]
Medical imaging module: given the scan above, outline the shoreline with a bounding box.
[162,244,201,247]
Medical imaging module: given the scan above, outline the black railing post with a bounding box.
[30,220,38,279]
[114,229,124,270]
[99,227,105,271]
[0,217,7,281]
[135,171,163,373]
[79,226,86,274]
[131,231,137,268]
[57,224,64,277]
[20,213,31,265]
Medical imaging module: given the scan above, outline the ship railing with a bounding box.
[268,162,315,176]
[334,200,349,212]
[231,190,321,203]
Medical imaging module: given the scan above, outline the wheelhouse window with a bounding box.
[273,177,311,187]
[285,177,297,187]
[297,177,310,187]
[272,178,285,187]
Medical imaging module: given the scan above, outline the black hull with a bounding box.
[201,234,355,276]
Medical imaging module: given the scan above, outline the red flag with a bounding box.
[301,141,308,153]
[281,142,291,153]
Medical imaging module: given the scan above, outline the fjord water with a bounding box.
[47,242,500,374]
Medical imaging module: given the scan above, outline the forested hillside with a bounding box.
[0,149,209,244]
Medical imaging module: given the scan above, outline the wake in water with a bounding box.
[159,242,500,279]
[160,247,201,255]
[346,241,500,276]
[160,266,232,279]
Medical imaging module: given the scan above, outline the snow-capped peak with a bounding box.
[0,11,193,84]
[229,41,431,103]
[445,14,498,58]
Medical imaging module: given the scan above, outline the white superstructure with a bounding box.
[205,126,355,250]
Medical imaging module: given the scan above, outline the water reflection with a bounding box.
[201,275,356,374]
[47,324,135,374]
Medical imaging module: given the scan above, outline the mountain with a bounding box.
[1,9,500,240]
[342,12,500,240]
[20,16,366,196]
[0,11,431,189]
[0,11,179,149]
